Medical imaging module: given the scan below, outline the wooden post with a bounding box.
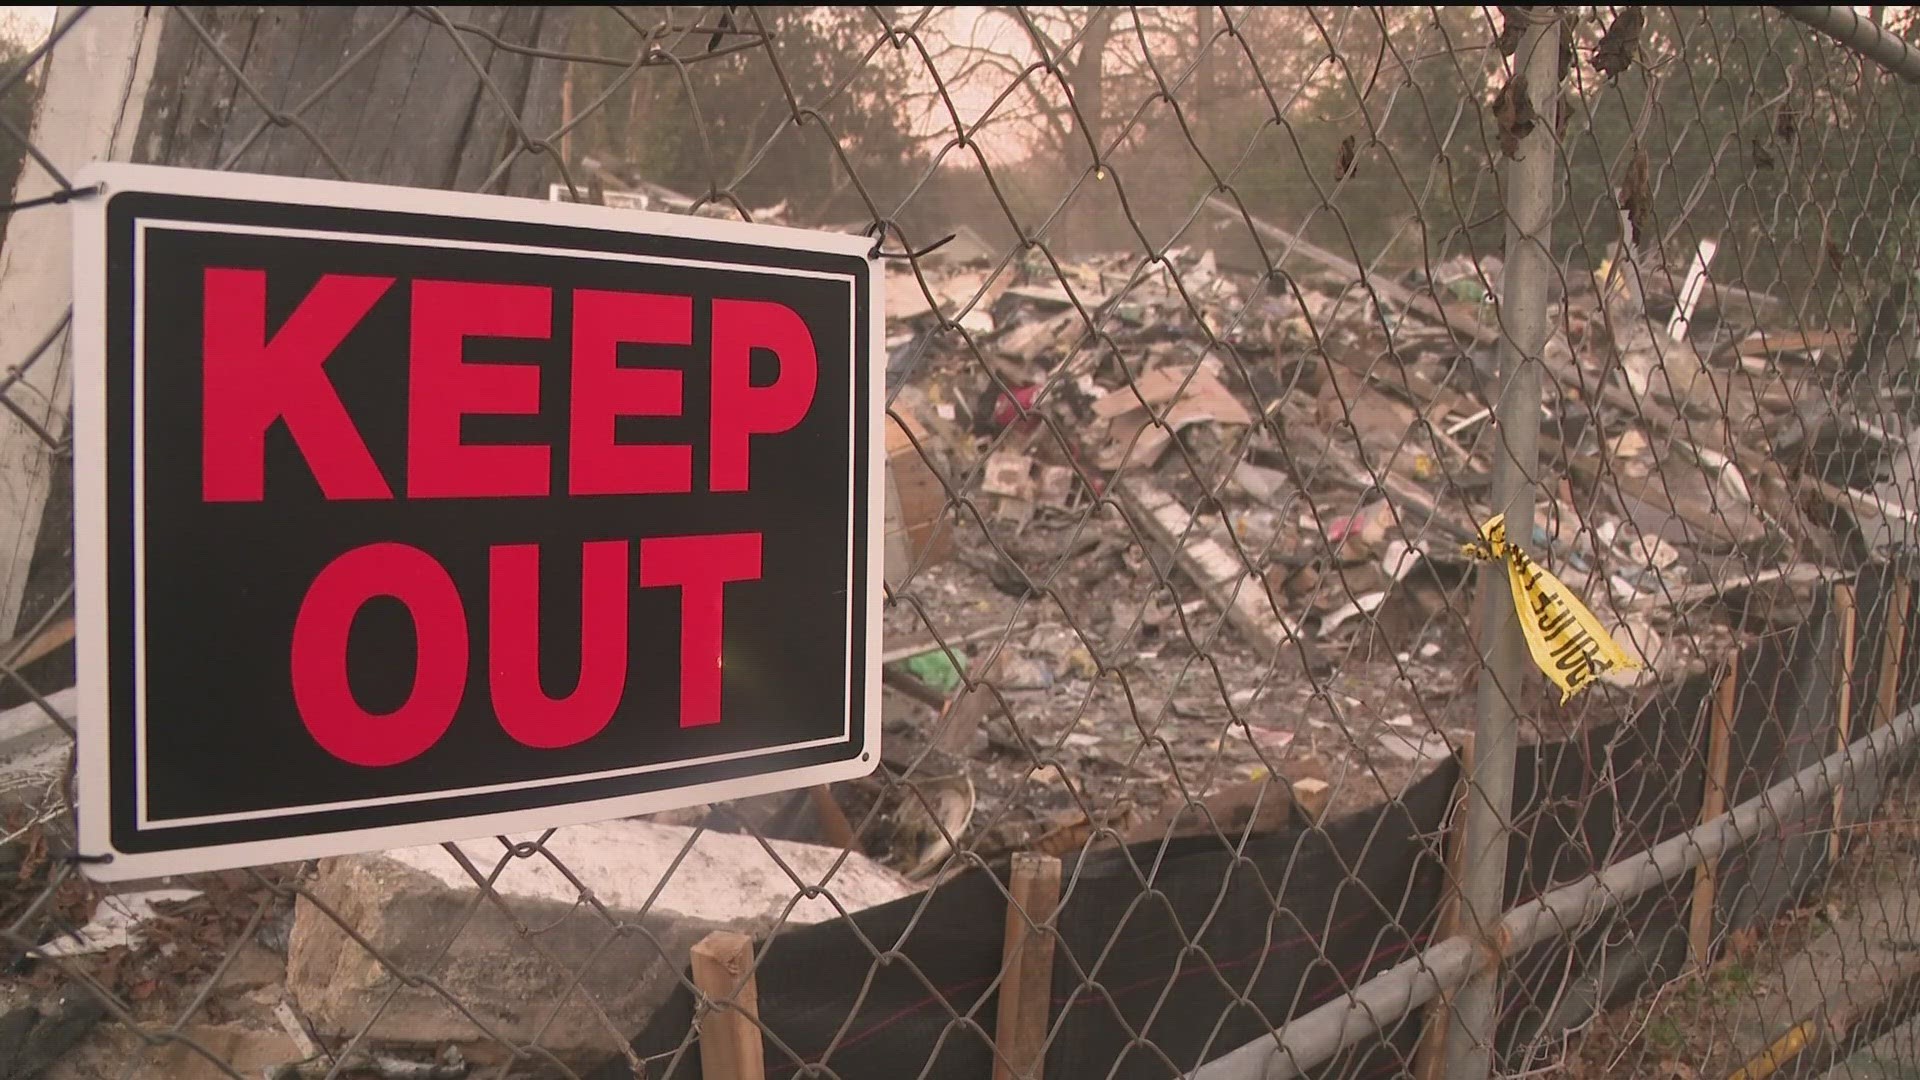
[1689,654,1739,970]
[1411,736,1474,1080]
[993,853,1062,1080]
[691,931,766,1080]
[1874,577,1911,731]
[1830,584,1858,867]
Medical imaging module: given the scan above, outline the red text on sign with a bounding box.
[289,535,764,765]
[200,271,819,500]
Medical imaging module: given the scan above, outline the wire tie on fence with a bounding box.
[0,182,102,215]
[60,851,112,865]
[867,228,957,262]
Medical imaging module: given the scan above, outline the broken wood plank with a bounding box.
[1272,411,1479,544]
[1124,775,1295,846]
[1324,340,1477,423]
[1640,563,1840,612]
[1116,476,1296,659]
[0,615,74,672]
[931,649,1008,755]
[993,853,1062,1080]
[1805,474,1920,526]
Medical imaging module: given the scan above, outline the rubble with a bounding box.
[284,820,916,1065]
[871,211,1890,848]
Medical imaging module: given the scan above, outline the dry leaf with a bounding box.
[1751,137,1775,171]
[1828,241,1846,274]
[1495,8,1525,56]
[1620,147,1651,245]
[1776,101,1799,144]
[1336,134,1358,179]
[1591,7,1644,79]
[1493,73,1537,159]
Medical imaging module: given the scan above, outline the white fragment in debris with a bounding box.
[1683,442,1752,506]
[1602,615,1663,687]
[935,402,956,421]
[981,450,1035,498]
[273,998,324,1060]
[1382,539,1427,582]
[1386,714,1417,728]
[1035,464,1077,504]
[1232,461,1290,502]
[1237,725,1294,751]
[1622,527,1683,570]
[32,888,201,958]
[1229,687,1260,709]
[1374,730,1452,764]
[1319,591,1388,634]
[1419,641,1443,659]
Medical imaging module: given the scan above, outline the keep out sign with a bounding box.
[72,164,882,879]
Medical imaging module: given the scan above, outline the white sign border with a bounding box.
[72,162,885,881]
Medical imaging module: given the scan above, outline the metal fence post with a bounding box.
[1444,12,1563,1080]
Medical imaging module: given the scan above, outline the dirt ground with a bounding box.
[1564,769,1920,1079]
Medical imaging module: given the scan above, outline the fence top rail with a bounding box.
[1777,5,1920,83]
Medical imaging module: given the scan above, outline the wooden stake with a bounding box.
[993,853,1062,1080]
[1873,577,1911,731]
[1412,736,1475,1080]
[1831,585,1858,867]
[691,931,765,1080]
[1689,654,1738,971]
[1290,778,1332,825]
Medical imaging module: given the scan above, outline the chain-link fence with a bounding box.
[3,5,1920,1079]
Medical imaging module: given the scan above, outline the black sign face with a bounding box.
[73,164,881,879]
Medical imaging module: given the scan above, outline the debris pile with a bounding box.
[858,223,1903,869]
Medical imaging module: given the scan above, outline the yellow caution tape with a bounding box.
[1463,514,1640,704]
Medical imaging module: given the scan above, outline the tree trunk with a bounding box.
[1070,8,1112,156]
[133,6,577,197]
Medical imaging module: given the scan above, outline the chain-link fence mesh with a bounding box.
[2,5,1920,1079]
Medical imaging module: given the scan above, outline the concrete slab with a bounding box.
[286,817,916,1066]
[0,686,73,767]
